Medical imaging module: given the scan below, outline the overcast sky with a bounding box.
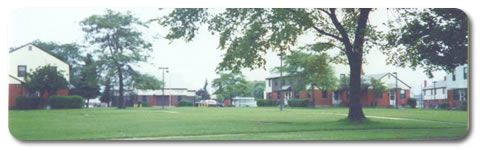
[8,8,448,94]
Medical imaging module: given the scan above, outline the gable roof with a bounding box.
[9,42,69,65]
[363,72,412,89]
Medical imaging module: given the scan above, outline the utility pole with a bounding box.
[278,52,284,111]
[159,67,169,109]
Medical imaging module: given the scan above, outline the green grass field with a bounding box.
[8,107,469,140]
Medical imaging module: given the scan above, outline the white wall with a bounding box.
[422,87,448,100]
[9,44,70,84]
[446,64,468,90]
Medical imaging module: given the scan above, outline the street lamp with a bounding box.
[392,72,398,109]
[158,67,169,109]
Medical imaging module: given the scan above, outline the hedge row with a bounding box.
[177,101,192,107]
[15,95,85,110]
[287,98,309,107]
[256,99,275,106]
[15,96,42,109]
[49,95,85,109]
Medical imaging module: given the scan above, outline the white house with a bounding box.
[422,64,468,109]
[8,43,70,107]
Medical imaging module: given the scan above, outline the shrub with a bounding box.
[15,96,42,110]
[177,101,192,107]
[48,95,84,109]
[287,98,308,107]
[458,101,467,111]
[438,103,449,110]
[256,99,275,107]
[407,98,417,108]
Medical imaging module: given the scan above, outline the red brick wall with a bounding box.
[9,84,25,107]
[447,90,460,109]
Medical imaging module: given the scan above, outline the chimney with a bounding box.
[424,80,427,87]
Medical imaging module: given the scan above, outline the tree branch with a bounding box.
[326,8,353,54]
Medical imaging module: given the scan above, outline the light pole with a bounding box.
[278,52,285,111]
[159,67,169,109]
[392,72,398,109]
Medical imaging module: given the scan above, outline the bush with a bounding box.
[48,95,84,109]
[438,103,449,110]
[458,101,467,111]
[287,98,308,107]
[177,101,192,107]
[15,96,42,109]
[256,99,275,107]
[407,98,417,108]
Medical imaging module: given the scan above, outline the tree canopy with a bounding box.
[81,9,152,108]
[133,73,164,90]
[158,8,375,122]
[212,72,250,101]
[70,54,100,107]
[23,65,69,99]
[382,8,468,77]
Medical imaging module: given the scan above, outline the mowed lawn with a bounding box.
[9,107,469,140]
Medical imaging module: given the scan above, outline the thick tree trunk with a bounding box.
[117,66,126,109]
[347,54,366,122]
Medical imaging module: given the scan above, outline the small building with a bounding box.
[232,97,257,107]
[136,88,196,107]
[8,43,70,108]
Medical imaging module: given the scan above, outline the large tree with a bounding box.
[196,80,211,100]
[273,51,337,106]
[81,10,153,109]
[70,54,100,107]
[158,8,376,122]
[382,8,468,77]
[23,65,69,104]
[212,72,250,101]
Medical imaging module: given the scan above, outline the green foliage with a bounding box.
[407,98,417,108]
[382,8,468,77]
[81,9,152,108]
[177,101,192,107]
[287,98,309,107]
[48,95,85,109]
[99,78,113,106]
[195,80,211,100]
[247,81,265,99]
[23,65,69,98]
[212,72,249,100]
[70,54,100,101]
[370,78,387,98]
[273,51,338,92]
[15,96,42,110]
[133,73,163,90]
[256,99,275,107]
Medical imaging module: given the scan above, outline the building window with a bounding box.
[389,90,395,100]
[267,93,272,99]
[452,73,456,81]
[17,65,27,77]
[464,67,467,79]
[322,90,328,98]
[28,46,32,50]
[400,90,406,99]
[442,88,445,94]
